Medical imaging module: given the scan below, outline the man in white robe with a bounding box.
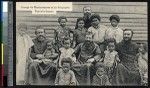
[16,24,33,85]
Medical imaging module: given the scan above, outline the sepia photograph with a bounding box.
[16,2,148,86]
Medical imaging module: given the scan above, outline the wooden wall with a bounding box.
[16,2,148,43]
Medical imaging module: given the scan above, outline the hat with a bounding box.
[109,15,120,22]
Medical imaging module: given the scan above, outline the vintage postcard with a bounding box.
[15,2,148,86]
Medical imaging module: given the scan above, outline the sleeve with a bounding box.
[116,29,123,43]
[73,43,81,54]
[93,45,101,61]
[104,27,110,41]
[70,71,77,85]
[73,31,77,47]
[55,71,60,85]
[54,29,58,43]
[30,45,37,59]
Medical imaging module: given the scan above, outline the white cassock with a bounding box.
[16,33,34,84]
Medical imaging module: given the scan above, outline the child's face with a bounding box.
[59,19,67,27]
[108,42,115,52]
[138,44,145,54]
[97,67,105,76]
[62,62,71,73]
[78,20,84,28]
[111,19,119,27]
[91,18,100,26]
[47,42,52,49]
[63,40,71,49]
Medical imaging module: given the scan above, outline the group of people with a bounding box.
[16,6,148,86]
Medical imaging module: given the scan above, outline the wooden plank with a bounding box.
[72,5,147,14]
[15,22,147,27]
[16,11,147,18]
[16,16,147,23]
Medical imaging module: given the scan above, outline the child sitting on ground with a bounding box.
[92,63,111,86]
[55,57,78,85]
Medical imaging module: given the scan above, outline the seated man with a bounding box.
[27,28,58,85]
[72,32,101,85]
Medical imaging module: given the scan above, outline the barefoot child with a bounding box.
[92,63,111,86]
[55,57,78,85]
[103,38,120,83]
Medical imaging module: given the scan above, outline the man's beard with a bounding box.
[37,35,46,42]
[84,13,91,18]
[124,37,132,42]
[83,41,95,51]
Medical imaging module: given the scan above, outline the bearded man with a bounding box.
[72,32,101,85]
[112,29,141,85]
[27,28,58,85]
[83,6,92,29]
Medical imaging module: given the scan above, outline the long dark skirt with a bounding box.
[112,63,141,86]
[72,63,95,85]
[27,61,57,85]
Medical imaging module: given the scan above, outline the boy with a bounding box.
[105,15,123,44]
[55,57,78,85]
[92,63,111,86]
[54,16,73,50]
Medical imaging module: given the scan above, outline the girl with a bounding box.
[102,38,120,83]
[58,37,76,68]
[73,17,87,47]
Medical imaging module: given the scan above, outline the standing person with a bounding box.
[55,57,78,85]
[102,38,120,83]
[88,14,108,54]
[72,32,101,85]
[83,6,92,29]
[28,28,57,85]
[73,17,87,47]
[105,15,123,44]
[54,16,73,50]
[58,37,77,68]
[16,23,34,85]
[136,43,148,85]
[114,29,141,85]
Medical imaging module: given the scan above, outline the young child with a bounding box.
[73,17,87,47]
[103,38,120,82]
[92,63,111,86]
[54,16,73,50]
[105,15,123,44]
[55,57,78,85]
[136,43,148,85]
[43,41,59,63]
[59,37,77,68]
